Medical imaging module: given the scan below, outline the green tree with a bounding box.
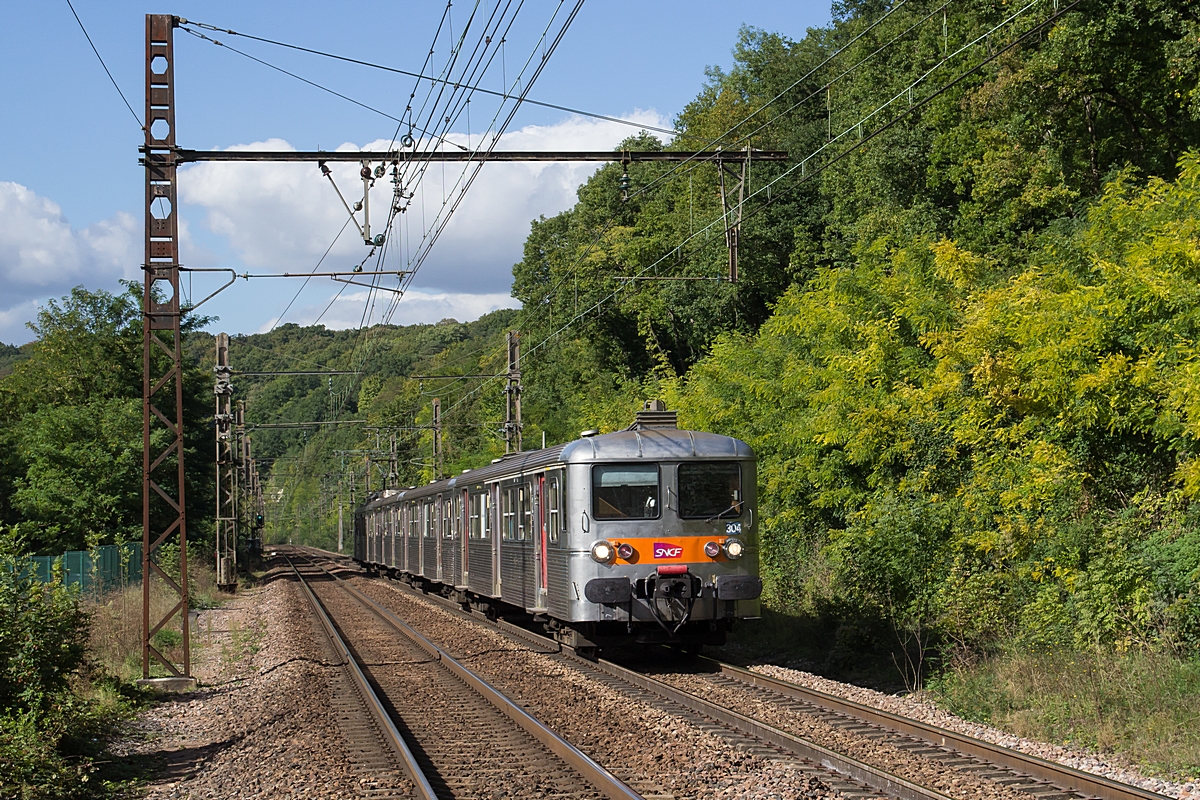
[0,284,213,553]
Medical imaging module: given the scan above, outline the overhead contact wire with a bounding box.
[180,16,678,137]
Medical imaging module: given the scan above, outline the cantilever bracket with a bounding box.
[179,267,237,311]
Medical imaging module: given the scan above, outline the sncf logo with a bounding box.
[653,542,683,559]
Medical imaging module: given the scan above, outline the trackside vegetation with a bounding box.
[0,530,141,798]
[498,0,1200,778]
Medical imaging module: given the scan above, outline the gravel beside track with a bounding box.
[334,564,858,800]
[115,562,410,798]
[745,665,1198,800]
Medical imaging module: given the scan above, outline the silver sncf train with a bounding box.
[353,404,762,652]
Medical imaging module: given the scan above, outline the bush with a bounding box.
[0,529,128,799]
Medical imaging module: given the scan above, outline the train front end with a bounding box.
[558,408,761,651]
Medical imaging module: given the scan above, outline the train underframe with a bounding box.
[361,562,735,655]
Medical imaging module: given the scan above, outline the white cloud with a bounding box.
[274,288,520,331]
[0,181,139,344]
[0,298,42,345]
[178,111,670,298]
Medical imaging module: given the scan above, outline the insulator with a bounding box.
[360,165,373,180]
[353,200,363,211]
[373,234,385,246]
[318,161,331,177]
[374,164,386,179]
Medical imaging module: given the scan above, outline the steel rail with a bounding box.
[584,652,954,800]
[309,549,947,800]
[300,553,645,800]
[697,657,1171,800]
[312,546,1173,800]
[287,557,438,800]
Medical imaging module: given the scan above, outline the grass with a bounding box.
[86,561,231,681]
[928,648,1200,781]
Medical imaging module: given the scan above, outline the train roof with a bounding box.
[360,412,751,510]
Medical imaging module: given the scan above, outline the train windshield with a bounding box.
[592,465,660,519]
[678,462,742,519]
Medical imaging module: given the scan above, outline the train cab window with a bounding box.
[502,486,517,541]
[678,462,743,519]
[519,484,532,542]
[592,465,660,520]
[547,476,562,544]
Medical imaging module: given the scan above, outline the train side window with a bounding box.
[443,500,452,538]
[423,502,434,538]
[482,491,491,540]
[592,464,660,519]
[469,493,481,539]
[519,483,532,542]
[547,476,562,544]
[502,486,517,541]
[455,495,463,538]
[409,503,417,538]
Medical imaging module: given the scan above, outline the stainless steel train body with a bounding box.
[353,409,761,649]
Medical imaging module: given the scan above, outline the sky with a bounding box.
[0,1,832,346]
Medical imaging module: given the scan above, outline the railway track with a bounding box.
[304,550,950,800]
[298,547,1173,800]
[287,553,643,800]
[670,657,1173,800]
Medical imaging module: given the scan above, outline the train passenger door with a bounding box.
[461,489,470,587]
[534,475,547,610]
[418,502,427,576]
[491,483,501,595]
[435,494,444,582]
[388,507,396,567]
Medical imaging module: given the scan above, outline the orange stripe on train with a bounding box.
[604,536,729,564]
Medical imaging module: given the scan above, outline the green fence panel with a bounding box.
[62,550,85,590]
[27,542,142,596]
[125,543,142,584]
[31,556,58,583]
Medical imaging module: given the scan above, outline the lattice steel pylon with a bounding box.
[214,333,238,591]
[140,14,191,680]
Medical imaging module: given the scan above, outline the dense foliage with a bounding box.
[0,530,123,798]
[678,160,1200,657]
[0,285,213,555]
[195,311,519,550]
[493,0,1200,664]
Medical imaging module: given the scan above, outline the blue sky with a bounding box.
[0,1,831,345]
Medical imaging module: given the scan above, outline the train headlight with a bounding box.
[591,540,616,564]
[616,542,635,560]
[704,541,722,558]
[723,538,745,560]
